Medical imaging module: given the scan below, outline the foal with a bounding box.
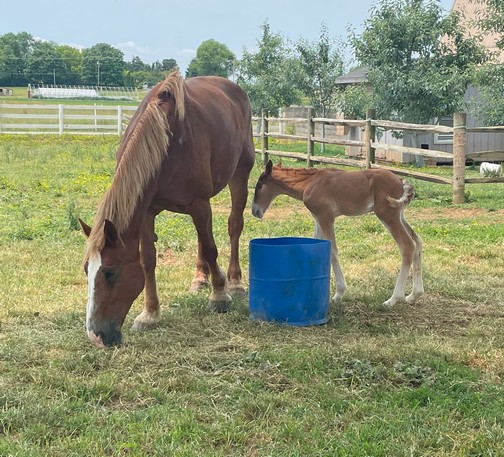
[252,161,424,307]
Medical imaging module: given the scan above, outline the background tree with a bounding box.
[57,45,82,84]
[24,41,67,85]
[81,43,125,86]
[350,0,487,125]
[295,23,346,118]
[237,21,301,115]
[186,39,235,77]
[0,32,35,86]
[161,59,178,72]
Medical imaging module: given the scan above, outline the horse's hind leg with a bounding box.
[378,210,416,307]
[189,241,211,292]
[403,218,424,304]
[132,213,161,330]
[226,154,253,297]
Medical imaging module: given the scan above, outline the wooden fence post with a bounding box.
[58,104,64,135]
[365,108,376,168]
[452,112,466,204]
[307,107,314,167]
[117,106,123,135]
[261,109,269,166]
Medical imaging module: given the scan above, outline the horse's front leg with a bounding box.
[132,213,161,330]
[189,199,231,312]
[226,170,249,297]
[314,216,346,301]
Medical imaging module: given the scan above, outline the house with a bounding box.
[337,0,504,164]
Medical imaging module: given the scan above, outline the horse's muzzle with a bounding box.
[87,322,122,348]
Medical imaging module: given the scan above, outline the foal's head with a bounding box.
[79,219,145,348]
[252,160,278,219]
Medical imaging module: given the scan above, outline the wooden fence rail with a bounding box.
[0,103,138,135]
[252,109,504,204]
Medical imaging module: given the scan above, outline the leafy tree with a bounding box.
[186,39,235,78]
[57,45,82,84]
[350,0,487,124]
[0,32,35,86]
[295,23,345,117]
[24,41,67,85]
[81,43,125,86]
[126,56,149,72]
[237,21,301,115]
[161,59,177,72]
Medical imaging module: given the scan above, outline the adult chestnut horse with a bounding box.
[79,71,255,347]
[252,161,424,307]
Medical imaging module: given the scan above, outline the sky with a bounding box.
[6,0,455,74]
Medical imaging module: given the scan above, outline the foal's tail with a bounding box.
[387,179,415,208]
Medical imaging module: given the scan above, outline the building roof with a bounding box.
[335,66,369,85]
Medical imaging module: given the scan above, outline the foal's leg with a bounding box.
[132,213,161,330]
[225,167,250,297]
[403,218,424,304]
[189,199,231,312]
[314,215,346,301]
[378,210,416,307]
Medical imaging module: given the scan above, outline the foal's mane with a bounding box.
[272,165,319,187]
[86,71,185,257]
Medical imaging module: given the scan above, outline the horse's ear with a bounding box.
[103,219,118,247]
[265,160,273,175]
[78,218,92,238]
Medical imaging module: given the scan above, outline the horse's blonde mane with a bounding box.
[85,71,185,257]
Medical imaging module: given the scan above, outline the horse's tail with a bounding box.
[387,179,415,208]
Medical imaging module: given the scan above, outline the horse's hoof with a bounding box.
[228,286,247,299]
[189,279,210,293]
[131,312,160,331]
[207,300,231,313]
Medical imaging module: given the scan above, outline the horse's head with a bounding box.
[79,219,145,348]
[252,160,278,219]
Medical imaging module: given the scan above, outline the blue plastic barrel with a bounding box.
[249,237,331,326]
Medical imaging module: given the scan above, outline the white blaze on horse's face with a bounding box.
[86,253,105,348]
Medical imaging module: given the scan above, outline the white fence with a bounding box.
[0,104,138,135]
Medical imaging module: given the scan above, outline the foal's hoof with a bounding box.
[131,312,160,331]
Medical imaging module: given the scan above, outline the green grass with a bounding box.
[1,136,504,456]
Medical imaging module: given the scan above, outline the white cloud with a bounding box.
[116,40,159,60]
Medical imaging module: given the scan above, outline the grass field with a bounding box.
[1,135,504,456]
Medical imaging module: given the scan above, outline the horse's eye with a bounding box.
[83,261,89,275]
[103,268,116,285]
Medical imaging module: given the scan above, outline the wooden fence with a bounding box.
[253,109,504,204]
[0,103,138,135]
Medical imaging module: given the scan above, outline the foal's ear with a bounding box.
[103,219,119,247]
[265,160,273,175]
[78,218,92,238]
